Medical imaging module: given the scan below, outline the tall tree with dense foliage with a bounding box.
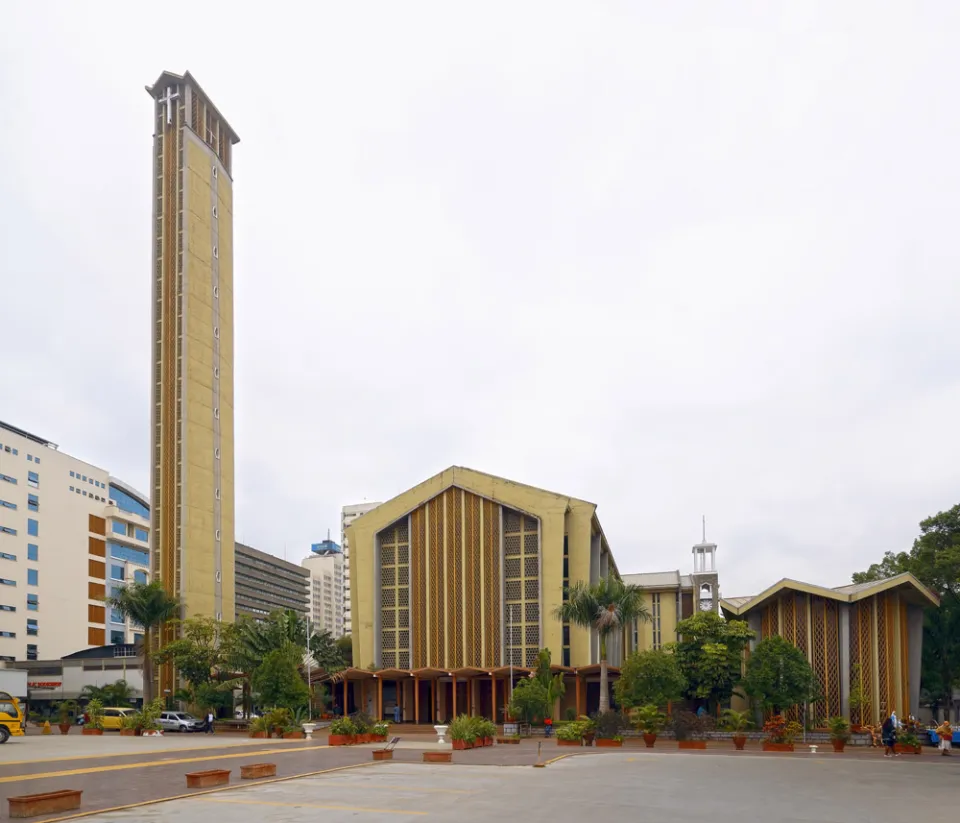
[554,576,649,712]
[336,634,353,668]
[103,581,179,705]
[743,635,821,715]
[154,617,240,713]
[508,676,550,724]
[615,649,686,710]
[251,646,310,711]
[310,628,346,673]
[671,610,754,714]
[533,648,566,719]
[853,503,960,718]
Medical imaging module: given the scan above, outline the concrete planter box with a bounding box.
[372,749,393,761]
[762,742,795,752]
[595,739,622,747]
[240,763,276,779]
[423,751,451,763]
[9,790,82,819]
[119,729,136,736]
[557,739,581,746]
[250,731,269,739]
[894,744,921,755]
[283,731,305,740]
[328,734,353,746]
[678,741,707,750]
[186,769,231,789]
[81,728,103,736]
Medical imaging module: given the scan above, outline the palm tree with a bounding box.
[80,679,134,706]
[104,581,179,705]
[554,575,649,713]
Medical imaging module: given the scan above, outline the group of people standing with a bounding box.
[879,712,952,757]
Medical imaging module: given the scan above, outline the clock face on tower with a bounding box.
[699,597,714,613]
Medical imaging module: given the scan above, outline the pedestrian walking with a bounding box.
[881,715,898,757]
[206,711,215,734]
[936,720,952,756]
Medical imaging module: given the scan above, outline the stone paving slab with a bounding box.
[59,748,960,823]
[0,733,267,763]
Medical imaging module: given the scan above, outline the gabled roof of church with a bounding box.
[719,572,939,616]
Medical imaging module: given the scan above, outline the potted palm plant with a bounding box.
[351,711,373,744]
[54,701,77,735]
[827,716,850,753]
[327,716,356,745]
[721,709,753,750]
[82,699,104,736]
[449,714,476,750]
[249,716,271,739]
[631,704,667,748]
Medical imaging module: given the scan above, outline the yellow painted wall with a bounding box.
[347,467,607,670]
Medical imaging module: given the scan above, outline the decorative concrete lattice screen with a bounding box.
[850,600,875,724]
[503,508,540,668]
[409,488,501,669]
[379,519,410,669]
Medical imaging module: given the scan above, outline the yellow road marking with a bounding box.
[0,744,330,784]
[307,783,473,794]
[200,796,428,815]
[31,761,376,823]
[543,753,573,766]
[0,737,290,767]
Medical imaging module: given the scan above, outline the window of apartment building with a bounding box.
[27,519,38,537]
[27,471,38,489]
[26,644,37,661]
[110,630,124,644]
[27,494,38,512]
[0,475,16,485]
[0,527,16,536]
[109,543,148,566]
[0,631,14,638]
[112,521,127,536]
[33,456,39,464]
[0,579,14,586]
[134,570,147,584]
[134,527,148,542]
[0,499,15,510]
[111,607,124,623]
[26,594,37,611]
[27,569,38,586]
[110,565,124,581]
[26,619,37,636]
[27,544,37,561]
[0,604,14,612]
[0,553,15,562]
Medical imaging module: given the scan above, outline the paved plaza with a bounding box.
[0,736,957,822]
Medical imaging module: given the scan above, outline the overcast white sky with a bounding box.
[2,2,958,598]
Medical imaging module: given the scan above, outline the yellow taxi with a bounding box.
[100,707,136,730]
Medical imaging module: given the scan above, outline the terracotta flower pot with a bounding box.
[120,729,136,736]
[240,763,276,779]
[372,749,393,761]
[642,733,657,748]
[283,731,305,739]
[894,743,921,755]
[596,738,622,747]
[8,790,82,818]
[452,739,467,750]
[81,728,103,736]
[832,740,846,753]
[732,735,747,751]
[185,769,230,789]
[484,737,493,747]
[423,751,452,763]
[678,740,706,750]
[582,733,595,746]
[250,731,268,739]
[58,723,72,735]
[762,742,794,752]
[557,738,581,746]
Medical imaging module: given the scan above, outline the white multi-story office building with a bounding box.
[302,541,344,638]
[341,503,380,636]
[0,421,149,662]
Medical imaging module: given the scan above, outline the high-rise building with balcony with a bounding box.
[302,540,344,637]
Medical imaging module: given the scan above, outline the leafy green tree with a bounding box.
[310,628,346,672]
[743,635,822,715]
[336,634,354,668]
[853,503,960,718]
[670,610,754,714]
[554,576,649,712]
[615,649,686,710]
[533,649,566,719]
[80,679,134,706]
[251,646,310,711]
[508,677,549,724]
[155,617,241,715]
[104,581,179,705]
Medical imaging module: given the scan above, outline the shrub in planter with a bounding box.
[762,714,802,752]
[85,699,105,733]
[265,708,292,738]
[591,710,625,743]
[555,721,587,746]
[672,709,713,748]
[827,716,850,753]
[449,714,477,750]
[895,732,922,754]
[631,704,667,748]
[372,722,390,743]
[721,709,753,750]
[54,700,78,735]
[328,716,356,745]
[250,716,271,739]
[564,707,577,722]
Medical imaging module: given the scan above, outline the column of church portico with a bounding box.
[839,604,851,719]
